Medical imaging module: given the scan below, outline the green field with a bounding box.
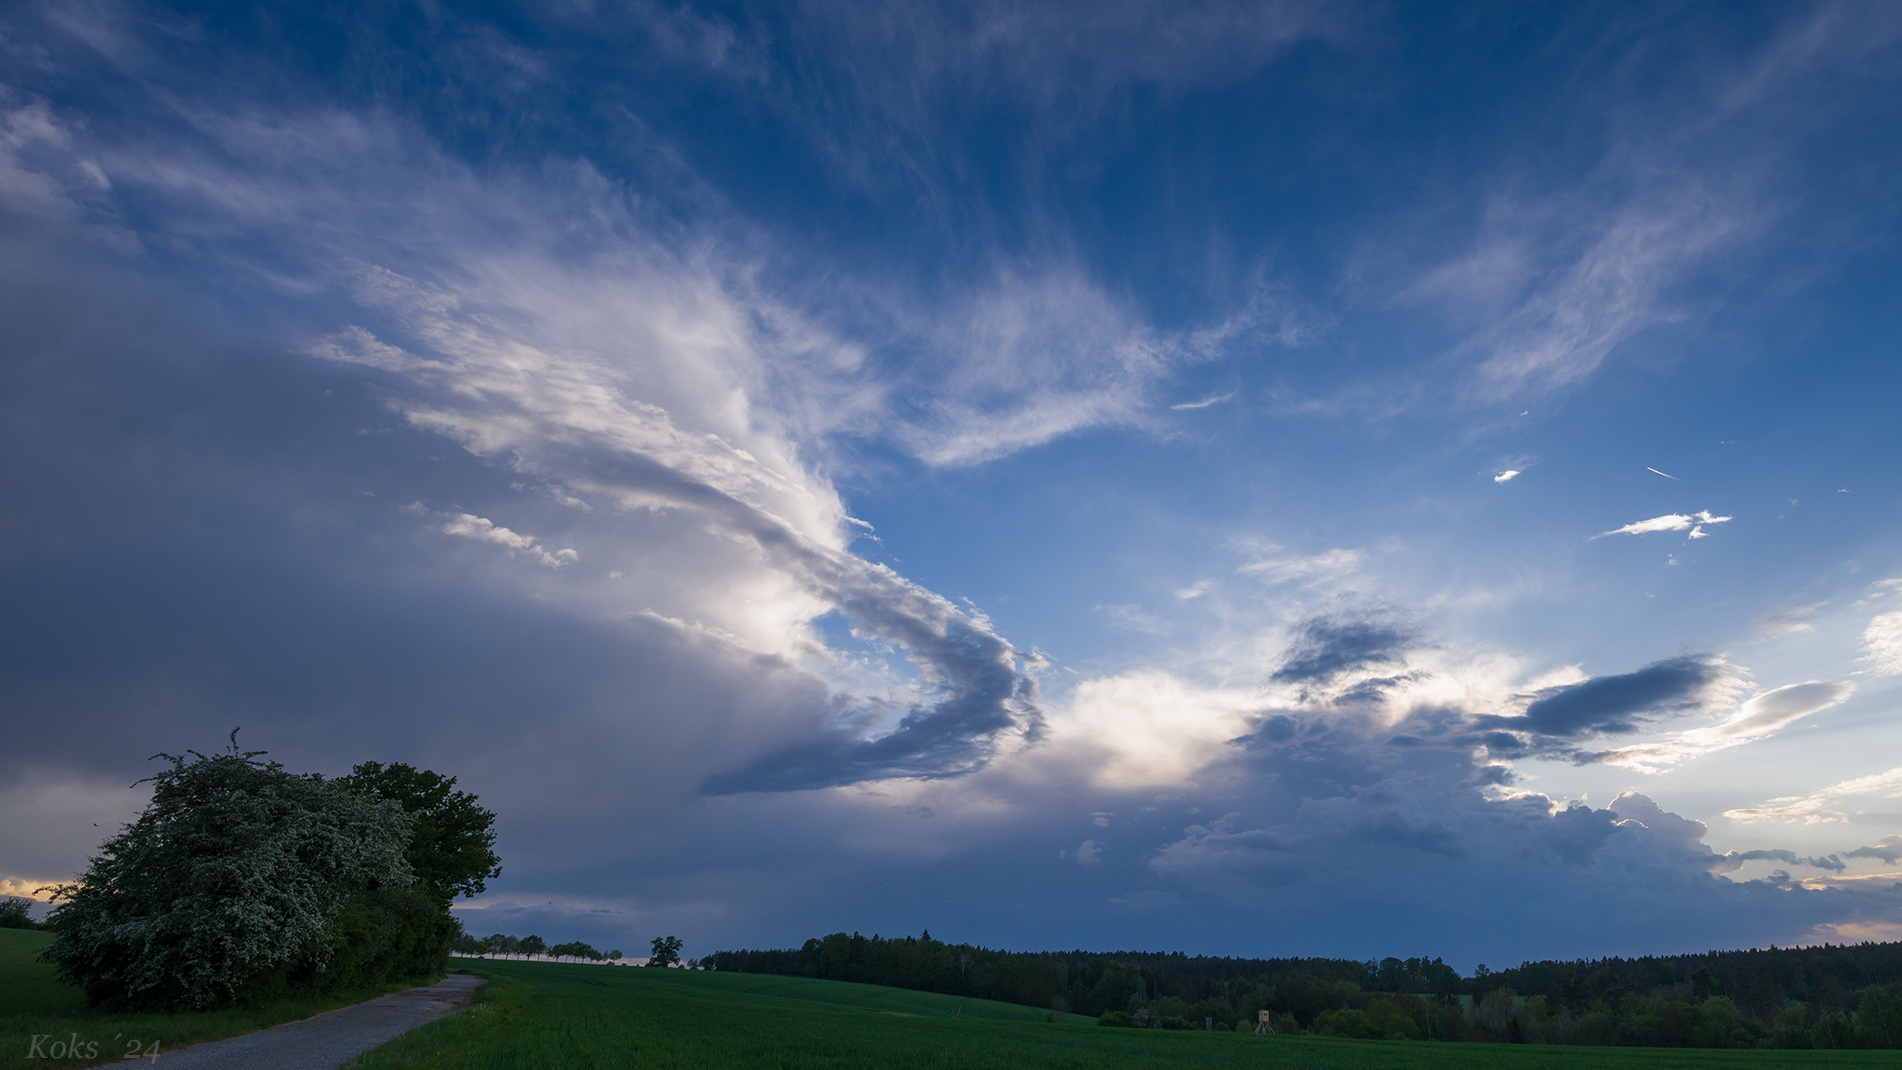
[345,959,1900,1070]
[6,930,1896,1070]
[0,928,439,1070]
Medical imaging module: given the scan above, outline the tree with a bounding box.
[335,762,501,904]
[1,896,41,930]
[607,950,623,962]
[550,940,601,961]
[38,736,413,1010]
[518,935,546,959]
[649,935,684,968]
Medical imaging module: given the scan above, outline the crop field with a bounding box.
[0,928,433,1070]
[346,960,1900,1070]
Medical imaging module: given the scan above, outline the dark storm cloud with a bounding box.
[1845,836,1902,864]
[1469,764,1517,786]
[1270,617,1415,684]
[1249,714,1299,744]
[1543,804,1622,866]
[8,0,1902,971]
[700,618,1037,793]
[1484,655,1732,739]
[1141,725,1902,961]
[1716,849,1846,873]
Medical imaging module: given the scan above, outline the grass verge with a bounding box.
[346,959,1901,1070]
[0,928,442,1069]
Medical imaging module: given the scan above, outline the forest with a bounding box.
[708,933,1902,1047]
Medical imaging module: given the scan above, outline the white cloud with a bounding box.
[1462,190,1748,399]
[304,325,447,374]
[1753,602,1824,636]
[1095,603,1170,634]
[76,101,1050,786]
[1075,839,1102,865]
[1493,469,1521,483]
[1172,391,1236,411]
[438,512,578,568]
[1039,671,1259,790]
[1413,4,1898,405]
[891,274,1307,467]
[1595,680,1855,773]
[0,92,138,251]
[0,877,58,901]
[1591,510,1731,540]
[1726,764,1902,824]
[1236,545,1367,588]
[1861,611,1902,675]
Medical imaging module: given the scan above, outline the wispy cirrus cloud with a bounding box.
[1408,2,1902,407]
[1466,190,1749,399]
[1726,764,1902,824]
[1235,544,1367,589]
[1172,391,1236,411]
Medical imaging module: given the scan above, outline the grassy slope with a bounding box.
[0,928,438,1070]
[347,960,1899,1070]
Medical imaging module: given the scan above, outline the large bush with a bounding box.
[39,739,416,1010]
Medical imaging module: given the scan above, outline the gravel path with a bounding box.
[151,974,485,1070]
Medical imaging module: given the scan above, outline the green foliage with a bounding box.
[0,897,42,930]
[302,885,460,994]
[710,931,1902,1050]
[37,738,414,1010]
[649,935,683,967]
[31,737,495,1012]
[335,762,500,905]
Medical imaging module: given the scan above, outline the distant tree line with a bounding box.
[455,932,623,963]
[1,896,46,930]
[454,933,687,967]
[708,932,1902,1048]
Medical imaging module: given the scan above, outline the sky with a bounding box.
[3,0,1902,970]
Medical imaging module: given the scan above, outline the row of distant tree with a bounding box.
[459,933,689,967]
[455,932,623,962]
[709,932,1902,1048]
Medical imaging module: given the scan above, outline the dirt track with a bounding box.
[151,974,484,1070]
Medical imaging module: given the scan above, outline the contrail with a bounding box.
[1647,467,1680,480]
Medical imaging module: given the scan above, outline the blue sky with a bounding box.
[4,0,1902,967]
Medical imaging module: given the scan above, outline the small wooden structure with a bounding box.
[1255,1009,1275,1035]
